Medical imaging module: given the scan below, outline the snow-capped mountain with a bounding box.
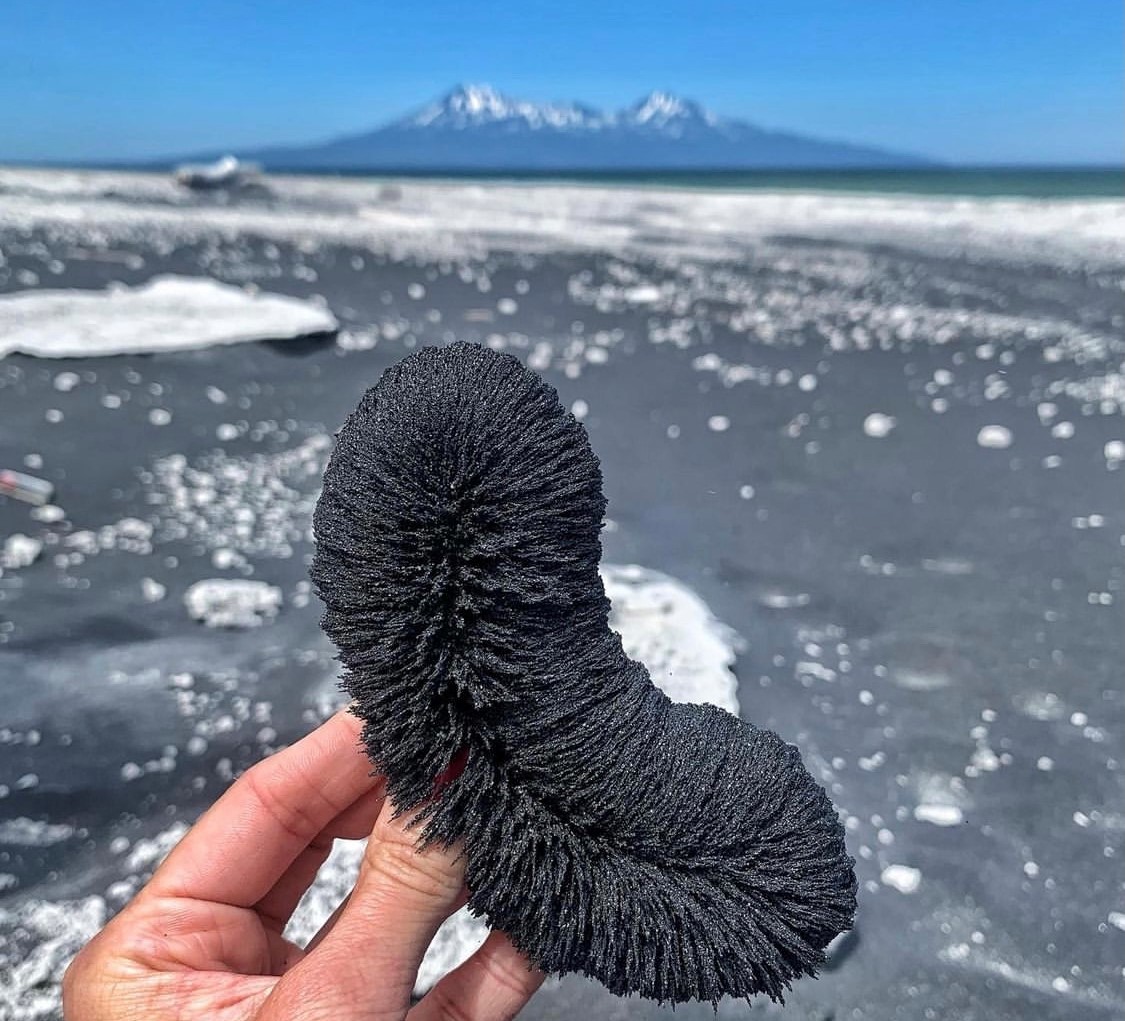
[221,84,929,171]
[403,84,608,131]
[398,85,717,134]
[624,91,719,130]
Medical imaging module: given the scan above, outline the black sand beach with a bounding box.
[1,170,1123,1019]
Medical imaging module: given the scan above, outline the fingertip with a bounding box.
[331,704,366,739]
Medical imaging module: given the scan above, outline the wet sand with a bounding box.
[1,171,1123,1019]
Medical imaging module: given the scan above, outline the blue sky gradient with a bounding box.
[2,0,1121,165]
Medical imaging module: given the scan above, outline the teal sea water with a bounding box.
[327,166,1122,199]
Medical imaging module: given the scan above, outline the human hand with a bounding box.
[62,710,543,1021]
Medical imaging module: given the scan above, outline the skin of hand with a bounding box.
[62,711,544,1021]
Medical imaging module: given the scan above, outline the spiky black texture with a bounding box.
[311,343,856,1004]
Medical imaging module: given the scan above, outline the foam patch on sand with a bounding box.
[0,819,75,847]
[0,275,337,358]
[0,565,742,1015]
[0,898,106,1020]
[601,563,741,713]
[0,534,43,570]
[184,578,283,628]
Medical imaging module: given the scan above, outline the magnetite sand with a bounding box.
[312,344,856,1002]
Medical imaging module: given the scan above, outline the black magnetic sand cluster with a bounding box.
[311,342,856,1004]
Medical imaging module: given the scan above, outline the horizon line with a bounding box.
[2,158,1122,172]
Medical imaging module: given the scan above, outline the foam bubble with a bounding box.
[881,864,922,894]
[863,413,896,438]
[977,425,1012,449]
[913,804,964,827]
[1,534,42,570]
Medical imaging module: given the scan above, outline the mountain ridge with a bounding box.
[186,83,934,171]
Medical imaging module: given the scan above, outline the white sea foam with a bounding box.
[140,577,166,602]
[1,534,42,570]
[913,804,964,827]
[910,772,971,830]
[0,818,75,847]
[0,275,337,358]
[863,413,896,438]
[1,167,1122,269]
[0,898,106,1021]
[600,564,741,713]
[144,434,331,563]
[881,864,922,894]
[977,424,1013,449]
[183,578,282,628]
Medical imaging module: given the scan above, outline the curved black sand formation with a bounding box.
[311,343,856,1003]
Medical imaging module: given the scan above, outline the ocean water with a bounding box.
[315,166,1124,198]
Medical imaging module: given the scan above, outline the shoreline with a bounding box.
[3,162,1121,199]
[2,166,1123,272]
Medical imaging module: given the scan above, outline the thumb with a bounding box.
[261,798,466,1020]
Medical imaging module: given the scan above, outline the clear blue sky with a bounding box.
[3,0,1121,165]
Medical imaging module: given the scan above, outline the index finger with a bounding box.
[146,709,382,908]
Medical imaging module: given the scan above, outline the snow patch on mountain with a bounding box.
[626,90,718,128]
[405,84,607,131]
[400,84,724,134]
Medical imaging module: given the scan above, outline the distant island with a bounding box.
[178,84,933,172]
